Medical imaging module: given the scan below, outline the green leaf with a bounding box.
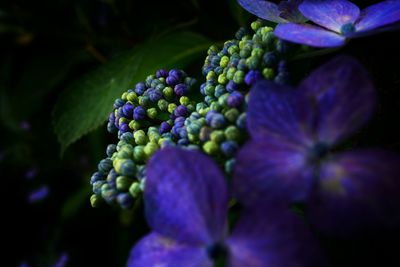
[53,31,212,154]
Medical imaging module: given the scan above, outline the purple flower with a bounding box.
[127,148,327,267]
[275,0,400,47]
[234,56,400,237]
[238,0,307,23]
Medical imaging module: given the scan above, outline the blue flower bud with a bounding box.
[107,121,117,133]
[92,180,105,195]
[119,159,136,176]
[159,121,172,134]
[156,68,168,78]
[116,193,133,209]
[244,70,262,85]
[90,172,104,185]
[210,113,226,129]
[148,88,163,102]
[221,140,239,157]
[98,158,113,173]
[178,138,189,146]
[133,106,146,120]
[122,102,134,118]
[174,83,188,96]
[174,105,189,117]
[113,98,125,108]
[263,51,278,67]
[227,91,244,107]
[119,123,129,134]
[135,82,146,95]
[120,132,134,144]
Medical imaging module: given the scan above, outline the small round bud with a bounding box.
[135,82,146,95]
[168,103,177,114]
[133,146,146,162]
[129,120,141,131]
[146,108,158,119]
[98,158,113,173]
[129,182,142,198]
[106,144,117,157]
[144,142,158,158]
[210,130,225,143]
[116,176,132,191]
[225,125,241,141]
[174,83,188,96]
[203,141,219,155]
[90,194,102,208]
[233,70,245,84]
[117,193,133,209]
[134,130,148,145]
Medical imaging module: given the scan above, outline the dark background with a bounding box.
[1,0,399,266]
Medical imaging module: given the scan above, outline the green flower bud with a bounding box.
[262,68,275,80]
[246,56,260,70]
[148,131,161,143]
[225,126,241,141]
[199,107,210,117]
[134,130,148,145]
[138,96,151,107]
[228,45,239,55]
[144,142,158,158]
[203,141,219,155]
[116,176,132,191]
[129,120,141,131]
[117,144,134,159]
[121,92,128,100]
[251,20,263,31]
[204,84,215,96]
[129,182,142,198]
[210,102,222,112]
[114,159,136,176]
[206,71,216,81]
[210,130,225,143]
[224,108,240,122]
[187,104,195,113]
[233,70,245,84]
[218,74,228,85]
[133,145,146,162]
[163,86,174,100]
[147,108,158,119]
[226,67,237,80]
[240,48,251,59]
[127,92,138,103]
[218,93,229,107]
[220,56,229,68]
[168,103,177,114]
[179,96,190,106]
[157,99,169,111]
[251,47,264,58]
[188,133,198,143]
[90,194,101,208]
[119,117,129,125]
[207,45,219,55]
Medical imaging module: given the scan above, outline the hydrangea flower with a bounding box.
[275,0,400,47]
[234,56,400,236]
[128,148,327,267]
[238,0,307,23]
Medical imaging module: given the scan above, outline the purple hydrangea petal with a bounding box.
[355,0,400,33]
[299,0,360,33]
[247,80,311,145]
[128,232,212,267]
[145,148,228,245]
[298,56,376,146]
[227,208,328,267]
[278,0,308,23]
[234,141,314,207]
[274,23,346,47]
[308,150,400,237]
[237,0,287,23]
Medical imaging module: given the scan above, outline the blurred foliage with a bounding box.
[1,0,400,266]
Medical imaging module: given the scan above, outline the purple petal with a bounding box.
[274,23,346,47]
[298,55,376,146]
[308,150,400,237]
[356,0,400,33]
[299,0,360,32]
[247,80,311,145]
[128,232,212,267]
[227,208,329,267]
[237,0,287,23]
[233,141,314,207]
[145,148,228,245]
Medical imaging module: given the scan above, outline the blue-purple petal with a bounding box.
[128,232,212,267]
[227,208,329,267]
[298,55,376,146]
[308,150,400,237]
[299,0,360,32]
[274,23,346,47]
[237,0,287,23]
[145,148,228,245]
[247,80,311,145]
[356,0,400,33]
[233,141,314,207]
